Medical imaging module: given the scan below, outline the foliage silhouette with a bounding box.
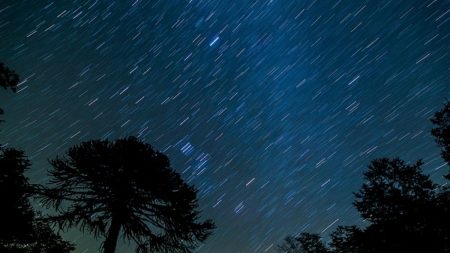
[329,226,363,253]
[279,158,450,252]
[278,233,329,253]
[354,158,435,224]
[0,63,18,91]
[0,148,74,252]
[431,101,450,179]
[0,62,19,118]
[0,148,34,243]
[38,137,215,253]
[430,100,450,251]
[279,99,450,251]
[279,157,450,252]
[278,235,302,253]
[354,158,450,252]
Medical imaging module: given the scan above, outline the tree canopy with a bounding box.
[354,158,435,224]
[431,101,450,178]
[39,137,215,253]
[279,157,450,252]
[0,148,74,253]
[0,62,19,118]
[278,233,329,253]
[0,63,19,92]
[278,101,450,252]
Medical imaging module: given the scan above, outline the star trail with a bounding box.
[0,0,449,252]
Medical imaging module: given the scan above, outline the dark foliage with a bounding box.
[0,148,74,253]
[353,158,450,252]
[278,236,302,253]
[0,62,19,119]
[329,226,363,253]
[280,157,450,252]
[278,233,329,253]
[431,101,450,179]
[354,158,435,224]
[296,233,329,253]
[0,63,19,92]
[0,148,34,242]
[38,137,215,253]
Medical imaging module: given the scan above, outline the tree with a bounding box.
[27,218,76,253]
[329,226,363,253]
[0,63,18,91]
[0,62,19,119]
[431,101,450,250]
[431,101,450,179]
[39,137,215,253]
[278,233,329,253]
[280,101,450,252]
[354,158,435,224]
[0,148,35,243]
[296,233,329,253]
[0,148,74,252]
[278,236,302,253]
[353,158,448,252]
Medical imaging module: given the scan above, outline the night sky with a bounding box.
[1,0,450,252]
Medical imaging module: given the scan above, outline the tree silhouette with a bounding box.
[354,158,435,224]
[0,63,18,91]
[329,226,363,253]
[0,62,19,119]
[431,101,450,179]
[280,158,450,252]
[353,158,447,252]
[278,156,450,252]
[431,101,450,250]
[0,148,74,252]
[296,233,329,253]
[278,233,329,253]
[39,137,215,253]
[278,236,302,253]
[280,101,450,252]
[0,148,35,244]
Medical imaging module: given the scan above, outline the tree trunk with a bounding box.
[103,216,121,253]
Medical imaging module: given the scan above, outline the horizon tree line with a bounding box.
[277,101,450,252]
[1,62,450,253]
[0,63,215,253]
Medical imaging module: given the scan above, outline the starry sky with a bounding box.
[1,0,450,252]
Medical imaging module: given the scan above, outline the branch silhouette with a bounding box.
[38,137,215,253]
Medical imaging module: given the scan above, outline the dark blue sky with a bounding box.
[1,0,449,252]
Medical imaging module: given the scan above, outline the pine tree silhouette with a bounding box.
[278,233,329,253]
[329,226,363,253]
[0,62,19,119]
[39,137,215,253]
[352,158,443,252]
[0,148,74,252]
[431,101,450,179]
[0,63,18,91]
